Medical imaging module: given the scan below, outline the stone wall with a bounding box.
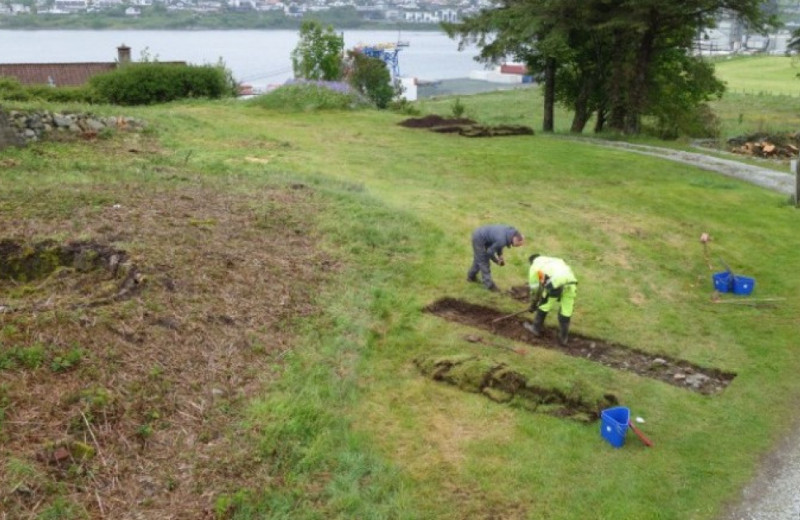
[0,107,144,150]
[0,107,24,150]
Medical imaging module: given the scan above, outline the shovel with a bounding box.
[491,308,530,325]
[628,420,653,447]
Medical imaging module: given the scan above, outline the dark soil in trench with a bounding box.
[398,115,534,138]
[398,115,478,128]
[424,297,735,395]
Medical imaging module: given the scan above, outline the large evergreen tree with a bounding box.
[445,0,776,136]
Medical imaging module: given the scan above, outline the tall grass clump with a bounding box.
[247,82,368,112]
[0,77,94,103]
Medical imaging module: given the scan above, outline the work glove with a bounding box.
[497,256,505,266]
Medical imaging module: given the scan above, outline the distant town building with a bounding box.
[53,0,88,12]
[1,0,799,38]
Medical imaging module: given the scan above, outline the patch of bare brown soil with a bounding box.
[398,115,534,138]
[398,115,477,128]
[507,284,530,301]
[0,183,331,519]
[424,298,735,395]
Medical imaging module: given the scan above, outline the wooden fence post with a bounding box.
[795,159,800,208]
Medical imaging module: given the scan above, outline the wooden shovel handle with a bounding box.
[628,421,653,447]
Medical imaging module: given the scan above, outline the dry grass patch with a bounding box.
[0,181,331,519]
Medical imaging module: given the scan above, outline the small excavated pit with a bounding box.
[0,238,143,305]
[415,354,618,423]
[0,239,127,281]
[398,115,535,138]
[424,297,736,395]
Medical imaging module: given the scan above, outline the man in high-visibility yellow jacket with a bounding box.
[523,254,577,345]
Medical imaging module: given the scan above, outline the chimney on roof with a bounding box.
[117,44,131,66]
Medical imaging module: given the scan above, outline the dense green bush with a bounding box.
[27,85,96,103]
[89,63,236,105]
[247,82,368,111]
[0,77,94,103]
[346,51,394,109]
[646,103,721,140]
[0,77,27,100]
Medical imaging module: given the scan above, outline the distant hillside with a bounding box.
[0,10,439,30]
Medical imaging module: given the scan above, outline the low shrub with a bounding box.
[247,81,368,111]
[648,103,722,140]
[0,77,94,103]
[27,85,96,103]
[0,77,29,100]
[89,63,236,105]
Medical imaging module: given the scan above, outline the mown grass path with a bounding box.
[571,137,796,195]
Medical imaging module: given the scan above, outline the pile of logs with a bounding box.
[728,133,800,158]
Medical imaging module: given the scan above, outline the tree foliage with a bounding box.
[291,20,345,81]
[346,50,394,109]
[445,0,776,137]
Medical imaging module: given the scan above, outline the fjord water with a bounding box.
[0,29,483,89]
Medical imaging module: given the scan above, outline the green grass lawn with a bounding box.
[413,55,800,141]
[417,89,800,146]
[713,55,800,97]
[2,84,800,519]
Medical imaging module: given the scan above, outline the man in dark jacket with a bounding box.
[467,225,524,291]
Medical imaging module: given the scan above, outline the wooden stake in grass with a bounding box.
[700,232,713,270]
[794,158,800,209]
[713,297,784,308]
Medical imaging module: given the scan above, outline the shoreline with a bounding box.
[0,26,444,31]
[0,17,444,32]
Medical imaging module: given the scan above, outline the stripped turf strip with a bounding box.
[424,297,735,395]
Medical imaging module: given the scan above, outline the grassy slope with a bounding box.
[149,100,799,519]
[709,56,800,139]
[712,55,800,96]
[416,56,800,141]
[2,79,799,519]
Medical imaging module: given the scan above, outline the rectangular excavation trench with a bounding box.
[424,297,735,395]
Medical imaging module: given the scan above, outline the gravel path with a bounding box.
[580,138,800,520]
[720,419,800,520]
[575,138,796,196]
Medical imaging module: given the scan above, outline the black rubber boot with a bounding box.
[523,310,547,336]
[557,314,571,345]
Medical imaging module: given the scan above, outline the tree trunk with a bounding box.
[607,29,628,132]
[570,75,592,133]
[594,107,607,133]
[542,57,556,132]
[624,13,658,134]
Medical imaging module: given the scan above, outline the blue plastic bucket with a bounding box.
[712,272,732,292]
[600,406,630,448]
[732,276,755,295]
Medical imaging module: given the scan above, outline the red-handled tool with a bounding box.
[628,420,653,447]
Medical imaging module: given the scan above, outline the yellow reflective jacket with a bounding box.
[528,256,577,291]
